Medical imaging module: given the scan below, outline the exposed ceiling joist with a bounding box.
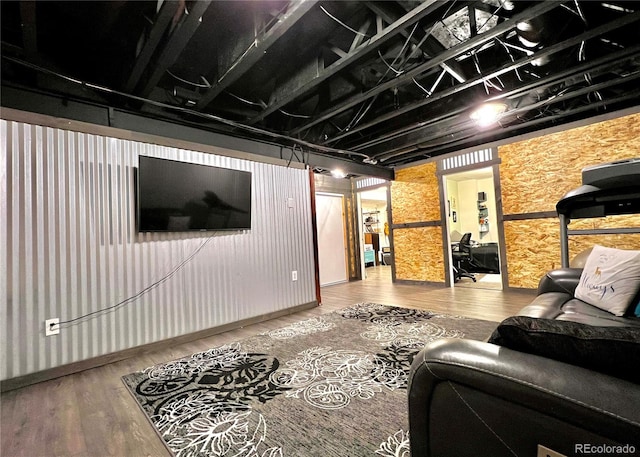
[194,0,318,110]
[288,1,560,135]
[2,0,639,176]
[353,45,640,154]
[246,0,447,125]
[139,0,213,97]
[327,11,640,147]
[124,0,181,93]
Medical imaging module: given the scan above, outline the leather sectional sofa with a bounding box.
[408,268,640,456]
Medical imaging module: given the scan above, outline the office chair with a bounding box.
[452,232,476,282]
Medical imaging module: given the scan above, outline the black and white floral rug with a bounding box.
[122,303,497,457]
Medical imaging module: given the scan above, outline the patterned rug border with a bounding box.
[121,302,498,457]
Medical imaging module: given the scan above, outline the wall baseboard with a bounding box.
[1,301,319,393]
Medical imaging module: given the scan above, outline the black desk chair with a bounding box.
[452,232,476,282]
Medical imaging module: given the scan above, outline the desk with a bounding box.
[451,242,500,274]
[469,243,500,273]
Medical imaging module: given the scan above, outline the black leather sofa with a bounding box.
[408,268,640,457]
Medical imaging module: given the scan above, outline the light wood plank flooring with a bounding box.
[1,266,535,457]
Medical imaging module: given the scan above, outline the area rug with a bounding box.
[122,303,498,457]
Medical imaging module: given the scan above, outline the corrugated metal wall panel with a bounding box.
[0,121,7,380]
[1,119,316,380]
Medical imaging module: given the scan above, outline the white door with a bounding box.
[316,193,348,286]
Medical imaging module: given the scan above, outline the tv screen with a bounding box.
[137,156,252,232]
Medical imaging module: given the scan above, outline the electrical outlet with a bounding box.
[292,270,298,281]
[537,445,566,457]
[45,318,60,336]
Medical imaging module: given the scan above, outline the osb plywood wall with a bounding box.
[570,214,640,230]
[504,219,562,289]
[392,163,440,223]
[500,113,640,214]
[393,227,445,282]
[506,218,640,290]
[345,196,358,279]
[391,162,444,282]
[500,112,640,288]
[569,234,640,263]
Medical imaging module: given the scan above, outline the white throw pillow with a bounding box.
[575,245,640,316]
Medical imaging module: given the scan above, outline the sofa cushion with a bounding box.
[488,316,640,383]
[574,245,640,316]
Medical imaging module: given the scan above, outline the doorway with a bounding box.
[444,167,502,290]
[357,187,391,281]
[315,193,348,286]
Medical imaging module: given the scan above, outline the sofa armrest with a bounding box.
[536,268,583,295]
[408,338,640,457]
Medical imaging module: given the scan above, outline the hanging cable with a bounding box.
[167,69,211,88]
[226,91,267,108]
[320,5,370,37]
[561,1,588,25]
[278,109,312,119]
[496,38,523,82]
[412,77,431,96]
[229,92,312,120]
[378,50,403,75]
[56,237,214,327]
[383,22,419,73]
[336,21,418,134]
[2,56,378,162]
[476,4,503,33]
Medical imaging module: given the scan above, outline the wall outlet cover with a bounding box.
[45,318,60,336]
[292,270,298,281]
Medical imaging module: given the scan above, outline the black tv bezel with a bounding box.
[136,156,252,233]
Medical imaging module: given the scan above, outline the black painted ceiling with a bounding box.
[2,0,640,172]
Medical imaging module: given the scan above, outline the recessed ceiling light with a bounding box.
[470,102,507,127]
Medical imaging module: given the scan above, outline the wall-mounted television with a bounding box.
[137,156,252,232]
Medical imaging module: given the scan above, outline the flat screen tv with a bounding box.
[137,156,252,232]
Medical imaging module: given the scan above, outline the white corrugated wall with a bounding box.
[1,119,316,381]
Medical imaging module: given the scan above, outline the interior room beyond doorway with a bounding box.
[359,187,391,280]
[445,167,502,290]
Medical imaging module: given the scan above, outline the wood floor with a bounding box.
[0,266,535,457]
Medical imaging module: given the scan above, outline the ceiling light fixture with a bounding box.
[470,102,507,127]
[501,1,515,11]
[331,169,347,179]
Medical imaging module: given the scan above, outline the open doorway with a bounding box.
[444,167,502,290]
[357,187,391,281]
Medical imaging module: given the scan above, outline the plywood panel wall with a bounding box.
[390,162,444,282]
[504,219,562,289]
[500,112,640,289]
[569,234,640,261]
[500,113,640,215]
[392,162,440,223]
[569,214,640,230]
[506,218,640,289]
[393,227,445,282]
